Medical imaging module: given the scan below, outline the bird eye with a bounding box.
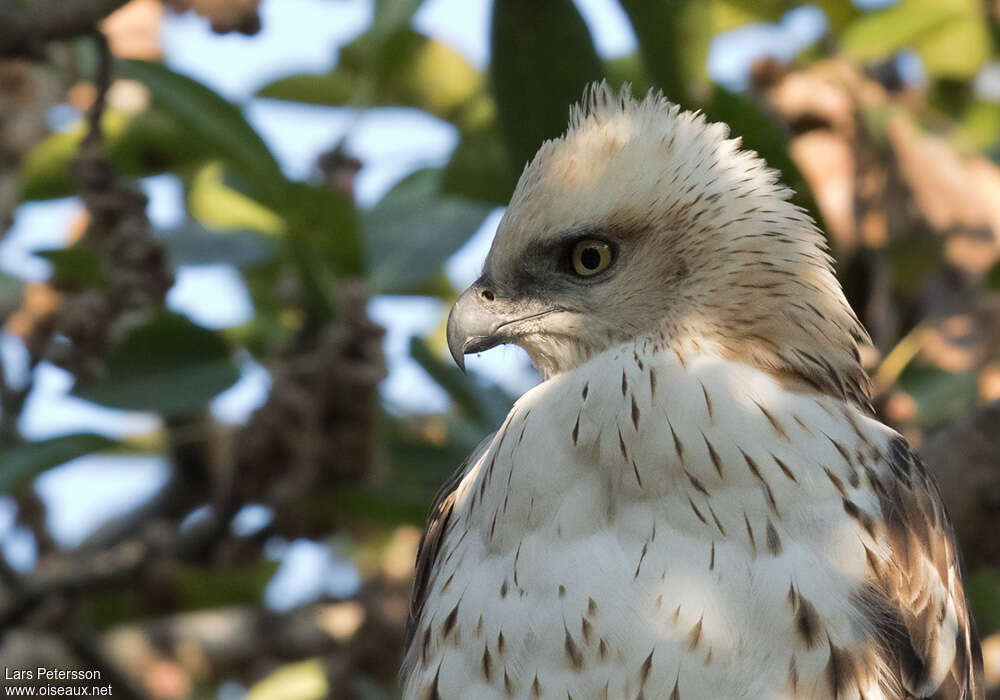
[571,239,613,277]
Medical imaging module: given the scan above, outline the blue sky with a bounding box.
[1,0,833,607]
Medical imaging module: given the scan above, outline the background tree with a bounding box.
[0,0,998,697]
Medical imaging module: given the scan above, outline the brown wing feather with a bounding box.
[861,436,984,699]
[404,436,491,650]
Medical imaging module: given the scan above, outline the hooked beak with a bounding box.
[446,280,554,372]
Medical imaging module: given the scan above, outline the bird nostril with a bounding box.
[481,289,495,303]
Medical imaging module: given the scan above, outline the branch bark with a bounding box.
[0,0,129,58]
[0,505,237,634]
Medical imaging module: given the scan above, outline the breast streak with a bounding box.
[414,345,893,700]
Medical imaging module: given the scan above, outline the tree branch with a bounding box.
[0,0,129,59]
[0,505,236,634]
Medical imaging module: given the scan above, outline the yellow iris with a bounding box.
[571,239,613,276]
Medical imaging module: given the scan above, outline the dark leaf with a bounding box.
[35,247,112,289]
[257,31,483,127]
[618,0,691,106]
[364,169,493,294]
[0,272,23,320]
[0,434,115,492]
[897,364,978,428]
[255,71,354,107]
[986,260,1000,290]
[319,485,431,526]
[272,180,359,322]
[276,180,361,277]
[172,560,279,609]
[20,109,211,202]
[966,568,1000,634]
[409,336,513,427]
[155,220,278,269]
[605,53,654,96]
[704,88,801,186]
[373,0,426,36]
[441,125,514,204]
[120,60,282,199]
[490,0,604,173]
[72,311,241,416]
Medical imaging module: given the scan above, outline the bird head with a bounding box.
[447,83,870,406]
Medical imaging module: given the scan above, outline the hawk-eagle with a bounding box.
[402,84,983,699]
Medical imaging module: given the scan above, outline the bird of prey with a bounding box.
[402,83,983,700]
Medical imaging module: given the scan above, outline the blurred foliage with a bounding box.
[71,311,241,416]
[2,0,1000,697]
[0,433,116,492]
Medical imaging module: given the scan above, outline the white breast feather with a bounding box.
[401,339,953,700]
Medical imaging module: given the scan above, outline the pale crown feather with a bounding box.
[487,83,869,405]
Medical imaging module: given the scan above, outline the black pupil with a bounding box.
[580,247,601,270]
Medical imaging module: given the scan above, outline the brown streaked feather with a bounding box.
[859,437,983,699]
[404,437,491,652]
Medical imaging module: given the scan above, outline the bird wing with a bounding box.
[861,436,984,699]
[404,435,492,652]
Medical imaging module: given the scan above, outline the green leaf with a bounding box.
[155,220,278,269]
[72,311,241,416]
[917,15,992,79]
[621,0,797,106]
[255,71,354,107]
[704,88,801,186]
[840,0,991,79]
[605,53,654,96]
[815,0,860,33]
[897,364,978,428]
[187,164,357,317]
[958,100,1000,150]
[172,560,279,609]
[364,169,493,294]
[278,179,361,277]
[710,0,790,31]
[841,0,957,60]
[966,568,1000,634]
[0,272,23,321]
[247,659,327,700]
[368,32,485,125]
[409,336,513,427]
[35,247,112,289]
[187,162,285,234]
[490,0,604,173]
[395,273,456,299]
[618,0,691,106]
[120,60,282,197]
[318,485,431,525]
[0,434,115,492]
[887,235,943,296]
[19,109,211,202]
[621,0,700,107]
[257,31,484,128]
[986,259,1000,290]
[373,0,425,36]
[441,124,514,204]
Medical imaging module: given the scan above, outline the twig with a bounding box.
[83,30,112,146]
[872,322,928,395]
[0,550,25,590]
[0,538,152,632]
[13,487,59,556]
[0,343,22,443]
[0,500,243,634]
